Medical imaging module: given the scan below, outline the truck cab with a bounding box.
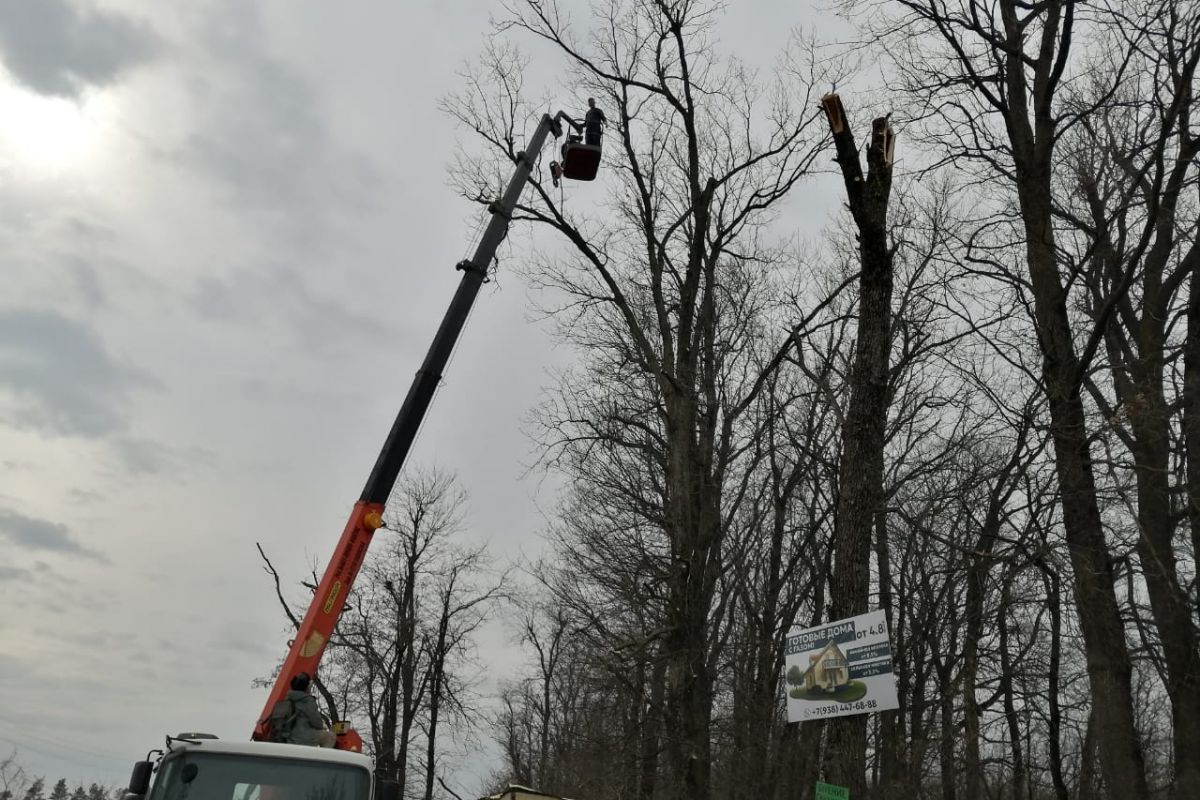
[126,736,390,800]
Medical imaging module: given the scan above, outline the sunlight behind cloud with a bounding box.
[0,84,113,173]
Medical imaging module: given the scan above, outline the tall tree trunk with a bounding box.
[937,660,957,800]
[1188,265,1200,626]
[997,585,1025,800]
[819,94,896,799]
[1114,212,1200,800]
[1183,262,1200,799]
[1077,710,1099,800]
[639,653,666,800]
[995,0,1149,792]
[422,660,443,800]
[1019,183,1148,798]
[663,384,720,800]
[906,656,930,796]
[875,509,903,798]
[1041,566,1069,800]
[376,598,404,783]
[422,592,452,800]
[1126,378,1200,800]
[962,425,1032,798]
[621,657,646,800]
[963,511,1002,796]
[397,557,420,792]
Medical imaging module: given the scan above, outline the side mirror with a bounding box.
[128,762,154,796]
[374,780,399,800]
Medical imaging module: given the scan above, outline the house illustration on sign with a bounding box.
[803,640,850,691]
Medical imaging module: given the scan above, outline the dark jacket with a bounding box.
[584,107,607,140]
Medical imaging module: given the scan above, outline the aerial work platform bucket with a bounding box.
[561,142,602,181]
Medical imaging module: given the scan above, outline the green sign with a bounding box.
[815,782,849,800]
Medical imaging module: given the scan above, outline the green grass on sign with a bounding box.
[790,680,869,703]
[815,781,849,800]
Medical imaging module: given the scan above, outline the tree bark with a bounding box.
[820,94,896,799]
[875,509,904,798]
[1083,60,1200,791]
[997,583,1025,800]
[1021,181,1148,800]
[997,1,1149,793]
[1041,566,1070,800]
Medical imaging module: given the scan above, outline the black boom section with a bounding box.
[359,114,559,505]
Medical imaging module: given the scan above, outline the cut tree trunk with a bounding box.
[819,94,896,799]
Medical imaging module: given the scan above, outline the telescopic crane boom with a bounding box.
[252,111,582,749]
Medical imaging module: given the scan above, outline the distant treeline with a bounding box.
[1,754,123,800]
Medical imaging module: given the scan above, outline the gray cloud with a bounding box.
[210,628,277,659]
[0,308,153,437]
[0,507,99,559]
[111,436,180,476]
[67,487,104,505]
[0,564,32,582]
[189,276,239,322]
[175,2,380,237]
[68,259,107,310]
[188,266,389,351]
[0,0,159,98]
[107,436,212,479]
[157,4,388,356]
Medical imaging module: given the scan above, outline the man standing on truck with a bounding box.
[266,672,336,748]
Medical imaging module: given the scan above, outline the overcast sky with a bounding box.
[0,0,846,792]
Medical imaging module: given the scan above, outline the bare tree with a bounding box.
[420,543,506,800]
[0,752,28,800]
[259,468,502,798]
[1056,5,1200,795]
[858,0,1183,792]
[444,3,834,798]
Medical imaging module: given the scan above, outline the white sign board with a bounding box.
[784,609,899,723]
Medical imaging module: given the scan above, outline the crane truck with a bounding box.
[121,110,600,800]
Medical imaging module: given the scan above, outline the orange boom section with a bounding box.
[252,500,383,750]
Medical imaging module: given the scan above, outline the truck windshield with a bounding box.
[151,753,369,800]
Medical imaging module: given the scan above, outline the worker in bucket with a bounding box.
[551,97,608,186]
[582,97,607,145]
[268,672,336,747]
